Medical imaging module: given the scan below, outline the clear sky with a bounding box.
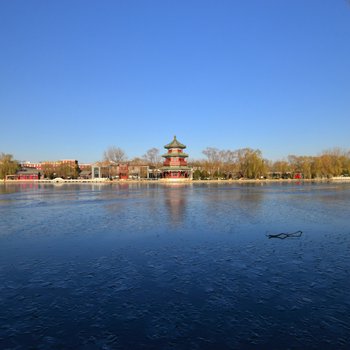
[0,0,349,163]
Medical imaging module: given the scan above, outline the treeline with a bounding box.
[0,153,80,180]
[98,146,350,180]
[40,162,81,179]
[0,153,19,179]
[189,147,350,180]
[2,147,350,180]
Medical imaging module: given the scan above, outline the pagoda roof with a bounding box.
[162,152,188,158]
[161,166,191,171]
[164,136,186,149]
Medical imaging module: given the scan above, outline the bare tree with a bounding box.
[202,147,221,176]
[130,157,145,165]
[143,148,162,167]
[202,147,220,164]
[219,150,238,177]
[103,146,127,164]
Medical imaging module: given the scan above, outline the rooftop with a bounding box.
[164,136,186,149]
[162,152,188,158]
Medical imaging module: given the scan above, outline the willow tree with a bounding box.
[288,155,314,179]
[236,148,267,179]
[321,148,349,177]
[271,160,291,174]
[55,162,80,179]
[0,153,19,179]
[41,163,56,179]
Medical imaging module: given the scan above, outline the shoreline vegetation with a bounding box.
[2,177,350,184]
[1,146,350,181]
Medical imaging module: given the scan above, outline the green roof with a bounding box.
[161,166,192,171]
[164,136,186,149]
[162,152,188,158]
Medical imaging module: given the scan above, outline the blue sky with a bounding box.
[0,0,349,163]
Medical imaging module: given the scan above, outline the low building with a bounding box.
[91,162,150,180]
[79,163,92,171]
[20,162,42,170]
[6,168,41,180]
[79,169,92,179]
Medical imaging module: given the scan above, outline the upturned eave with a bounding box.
[164,136,186,149]
[161,166,192,171]
[161,153,189,158]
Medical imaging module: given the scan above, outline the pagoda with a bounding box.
[161,136,192,180]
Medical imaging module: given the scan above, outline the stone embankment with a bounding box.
[331,176,350,182]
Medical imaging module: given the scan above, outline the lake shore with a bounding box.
[2,177,350,184]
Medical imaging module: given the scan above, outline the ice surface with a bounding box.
[0,182,350,349]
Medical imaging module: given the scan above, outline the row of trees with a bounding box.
[0,153,81,180]
[0,147,161,179]
[194,147,267,179]
[191,147,350,179]
[41,162,81,179]
[2,147,350,180]
[102,146,350,179]
[276,151,350,179]
[103,146,162,167]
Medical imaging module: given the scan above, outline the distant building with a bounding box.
[91,162,149,180]
[128,164,149,179]
[6,168,41,180]
[20,162,42,170]
[79,163,92,171]
[20,160,79,171]
[77,163,92,179]
[41,159,78,168]
[161,136,192,180]
[91,162,110,179]
[147,166,162,179]
[119,164,128,180]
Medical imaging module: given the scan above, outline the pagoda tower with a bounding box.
[161,136,192,180]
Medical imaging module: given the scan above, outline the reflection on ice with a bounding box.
[164,186,188,226]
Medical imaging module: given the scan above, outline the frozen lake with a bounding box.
[0,182,350,349]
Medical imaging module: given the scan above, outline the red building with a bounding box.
[20,162,42,170]
[161,136,192,179]
[6,169,40,181]
[119,164,129,179]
